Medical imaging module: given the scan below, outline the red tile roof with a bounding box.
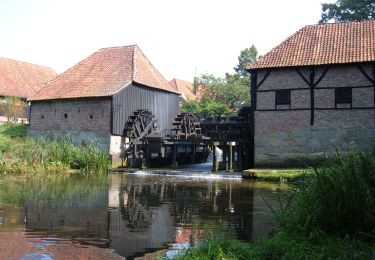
[0,58,56,99]
[169,78,197,100]
[249,20,375,70]
[29,45,179,101]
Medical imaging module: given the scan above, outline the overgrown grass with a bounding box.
[0,123,110,174]
[0,123,26,153]
[174,231,375,260]
[12,137,110,173]
[173,150,375,259]
[281,150,375,239]
[243,169,311,182]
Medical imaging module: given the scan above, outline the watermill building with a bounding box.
[248,20,375,167]
[28,45,180,164]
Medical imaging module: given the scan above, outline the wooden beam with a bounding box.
[257,70,271,89]
[249,71,258,169]
[295,69,310,85]
[357,64,375,84]
[309,67,316,125]
[296,66,330,125]
[313,67,329,87]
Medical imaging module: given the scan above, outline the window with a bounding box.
[335,87,352,107]
[275,90,291,108]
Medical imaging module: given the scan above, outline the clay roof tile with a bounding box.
[0,58,56,99]
[249,20,375,70]
[29,45,179,101]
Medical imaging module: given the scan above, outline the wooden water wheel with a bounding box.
[124,109,159,141]
[172,113,201,139]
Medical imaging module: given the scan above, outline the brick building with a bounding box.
[0,58,56,123]
[28,45,180,164]
[248,20,375,167]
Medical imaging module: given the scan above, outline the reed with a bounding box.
[11,137,110,174]
[282,150,375,238]
[173,150,375,259]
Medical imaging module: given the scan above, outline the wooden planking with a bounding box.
[112,83,180,136]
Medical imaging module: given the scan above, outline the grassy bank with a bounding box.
[174,150,375,259]
[0,123,110,174]
[243,169,311,182]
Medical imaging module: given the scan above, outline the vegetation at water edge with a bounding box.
[172,150,375,259]
[0,123,110,174]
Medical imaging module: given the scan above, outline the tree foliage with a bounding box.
[234,44,258,77]
[181,45,259,117]
[0,97,26,122]
[320,0,375,23]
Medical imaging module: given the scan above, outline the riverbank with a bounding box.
[0,123,110,174]
[173,150,375,259]
[242,168,310,182]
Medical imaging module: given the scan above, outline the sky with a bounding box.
[0,0,335,81]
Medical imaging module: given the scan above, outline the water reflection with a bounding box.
[0,172,289,259]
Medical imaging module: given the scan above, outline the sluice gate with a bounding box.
[123,107,251,171]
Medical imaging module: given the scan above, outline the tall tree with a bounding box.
[181,45,259,117]
[233,45,258,77]
[320,0,375,24]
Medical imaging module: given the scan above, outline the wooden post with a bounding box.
[171,142,178,168]
[227,142,233,172]
[192,143,196,163]
[212,143,218,172]
[222,144,228,171]
[309,67,316,126]
[249,70,257,169]
[134,143,138,158]
[237,144,242,170]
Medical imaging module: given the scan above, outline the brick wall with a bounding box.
[255,63,375,166]
[29,98,112,133]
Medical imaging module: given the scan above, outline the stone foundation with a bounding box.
[255,127,375,167]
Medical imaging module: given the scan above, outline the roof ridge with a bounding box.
[248,20,375,70]
[0,57,55,72]
[98,44,138,51]
[315,19,375,27]
[173,78,179,90]
[132,45,137,81]
[249,24,309,69]
[293,19,375,31]
[135,47,167,82]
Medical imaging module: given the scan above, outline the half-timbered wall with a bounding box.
[253,63,375,166]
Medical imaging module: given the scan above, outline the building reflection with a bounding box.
[15,173,280,258]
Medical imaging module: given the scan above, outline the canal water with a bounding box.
[0,167,290,259]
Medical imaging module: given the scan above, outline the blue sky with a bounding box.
[0,0,334,81]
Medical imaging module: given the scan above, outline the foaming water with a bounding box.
[130,162,243,180]
[130,169,242,180]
